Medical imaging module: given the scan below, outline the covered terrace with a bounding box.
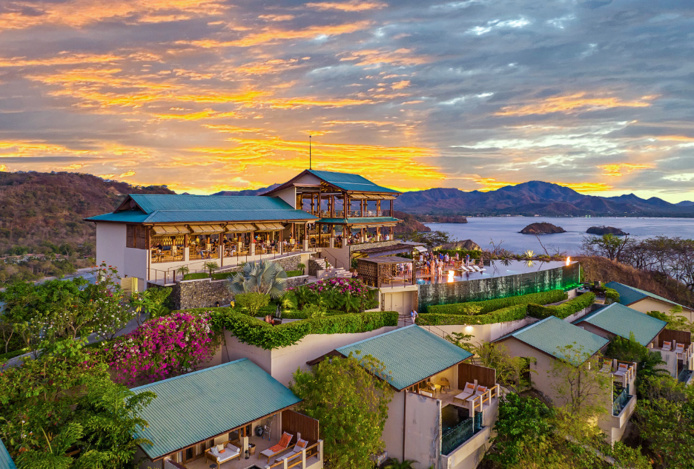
[131,359,323,469]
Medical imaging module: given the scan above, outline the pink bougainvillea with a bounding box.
[103,312,219,386]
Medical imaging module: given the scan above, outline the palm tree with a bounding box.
[228,260,287,298]
[176,265,189,280]
[204,261,219,277]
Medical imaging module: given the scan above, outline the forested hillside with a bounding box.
[0,171,173,256]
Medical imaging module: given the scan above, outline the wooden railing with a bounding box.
[468,384,500,413]
[267,440,323,469]
[613,361,637,387]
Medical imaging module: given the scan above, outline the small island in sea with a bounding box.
[587,226,628,236]
[520,222,566,235]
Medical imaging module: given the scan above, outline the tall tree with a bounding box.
[0,339,154,469]
[290,353,393,469]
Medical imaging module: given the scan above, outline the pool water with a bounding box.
[441,404,468,433]
[416,260,569,285]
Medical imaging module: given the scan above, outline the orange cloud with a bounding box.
[339,48,429,67]
[654,135,694,142]
[305,0,387,12]
[598,163,654,177]
[178,20,371,49]
[495,92,657,116]
[0,0,229,30]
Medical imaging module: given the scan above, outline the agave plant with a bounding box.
[228,260,287,298]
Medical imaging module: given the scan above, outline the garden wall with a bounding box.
[162,254,306,310]
[213,326,398,386]
[418,263,581,312]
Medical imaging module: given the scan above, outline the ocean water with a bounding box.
[426,217,694,255]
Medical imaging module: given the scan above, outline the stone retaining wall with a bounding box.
[162,254,306,310]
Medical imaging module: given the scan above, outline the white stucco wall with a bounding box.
[630,298,694,323]
[216,326,398,387]
[269,326,399,386]
[95,222,126,274]
[272,188,297,209]
[404,393,440,469]
[424,317,537,346]
[124,247,148,286]
[498,337,567,406]
[383,391,405,462]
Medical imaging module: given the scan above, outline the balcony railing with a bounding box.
[613,384,630,416]
[468,384,500,413]
[441,412,482,456]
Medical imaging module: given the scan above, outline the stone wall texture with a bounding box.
[417,263,581,312]
[163,253,306,310]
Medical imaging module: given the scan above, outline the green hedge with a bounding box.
[212,271,237,280]
[286,270,304,278]
[417,304,528,326]
[182,308,398,349]
[527,292,596,320]
[426,289,567,315]
[604,287,620,304]
[182,272,209,281]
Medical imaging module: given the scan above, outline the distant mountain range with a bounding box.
[215,180,694,218]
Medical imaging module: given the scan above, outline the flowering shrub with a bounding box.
[103,312,219,386]
[290,278,377,313]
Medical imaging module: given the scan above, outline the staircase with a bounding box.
[311,257,351,280]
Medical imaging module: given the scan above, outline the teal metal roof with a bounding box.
[0,438,17,469]
[319,217,400,224]
[502,316,609,366]
[606,281,688,310]
[87,195,317,224]
[576,303,667,346]
[87,210,149,223]
[131,359,301,460]
[336,325,472,390]
[308,170,399,194]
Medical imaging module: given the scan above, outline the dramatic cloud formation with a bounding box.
[0,0,693,201]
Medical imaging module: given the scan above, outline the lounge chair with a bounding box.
[275,438,309,463]
[466,385,488,407]
[454,382,476,402]
[675,343,685,358]
[260,432,293,463]
[420,390,434,397]
[599,361,611,373]
[613,363,629,377]
[205,442,241,468]
[662,341,672,352]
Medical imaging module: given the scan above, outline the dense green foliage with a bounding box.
[426,289,567,315]
[288,278,378,313]
[526,292,595,319]
[234,292,271,316]
[0,340,155,469]
[635,376,694,469]
[291,354,393,469]
[0,263,136,355]
[485,393,650,469]
[417,304,528,325]
[603,287,620,303]
[206,309,398,349]
[604,334,668,394]
[285,269,304,277]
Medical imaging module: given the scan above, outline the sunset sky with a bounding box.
[1,0,693,201]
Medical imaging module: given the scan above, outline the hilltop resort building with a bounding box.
[0,169,683,469]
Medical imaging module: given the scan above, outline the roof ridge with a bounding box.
[512,315,552,337]
[337,324,417,350]
[131,358,248,391]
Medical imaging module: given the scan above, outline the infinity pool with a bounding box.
[416,260,570,285]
